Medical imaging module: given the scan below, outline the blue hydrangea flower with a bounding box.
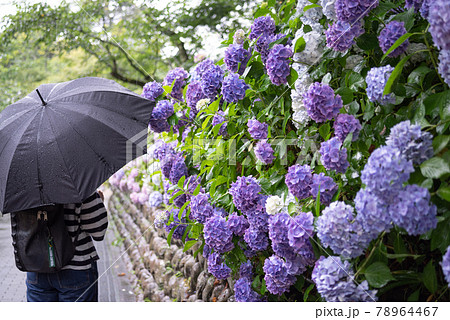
[142,81,163,101]
[390,185,437,236]
[386,120,434,165]
[354,189,392,239]
[234,278,261,302]
[186,81,206,110]
[420,0,430,19]
[227,213,250,236]
[366,65,396,105]
[335,0,379,24]
[247,119,268,140]
[152,100,174,120]
[254,140,275,165]
[211,110,228,136]
[361,146,414,202]
[224,44,251,74]
[312,256,378,302]
[325,20,364,52]
[287,212,314,254]
[244,195,270,232]
[168,156,187,185]
[191,58,214,82]
[285,164,313,200]
[438,49,450,86]
[249,16,276,41]
[201,64,225,100]
[310,173,338,205]
[317,201,371,258]
[334,113,361,142]
[163,67,189,101]
[428,0,450,50]
[303,82,343,123]
[204,215,234,253]
[379,21,409,57]
[405,0,424,11]
[208,252,231,280]
[442,246,450,287]
[319,137,349,174]
[244,226,269,251]
[148,191,163,208]
[190,192,214,224]
[221,74,249,103]
[229,176,261,212]
[263,255,297,295]
[149,119,170,133]
[266,44,293,86]
[239,260,253,280]
[284,245,315,276]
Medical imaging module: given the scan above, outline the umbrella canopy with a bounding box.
[0,77,154,213]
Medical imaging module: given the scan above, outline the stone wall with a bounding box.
[107,186,234,302]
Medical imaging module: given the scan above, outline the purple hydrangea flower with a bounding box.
[211,110,228,136]
[420,0,430,19]
[244,226,269,251]
[234,278,261,302]
[201,64,225,100]
[390,185,437,236]
[438,49,450,86]
[334,113,362,142]
[168,156,187,185]
[208,252,231,279]
[254,140,275,164]
[285,164,313,200]
[213,207,228,218]
[268,212,291,252]
[442,246,450,287]
[204,215,234,253]
[227,213,250,236]
[161,153,178,179]
[266,44,293,86]
[152,140,175,160]
[191,59,215,82]
[229,176,261,212]
[405,0,424,11]
[317,201,371,258]
[335,0,379,24]
[310,173,338,205]
[190,192,214,224]
[319,137,349,174]
[361,146,414,202]
[163,67,189,101]
[224,44,251,74]
[149,119,170,133]
[221,74,250,103]
[379,21,409,57]
[354,189,392,239]
[325,20,364,52]
[165,209,187,240]
[244,195,270,232]
[152,100,174,120]
[239,260,253,280]
[428,0,450,50]
[148,191,163,207]
[312,256,378,302]
[287,212,314,254]
[249,16,276,41]
[366,65,396,105]
[263,255,297,295]
[386,120,434,165]
[142,81,163,101]
[186,81,206,110]
[303,82,343,123]
[247,119,268,140]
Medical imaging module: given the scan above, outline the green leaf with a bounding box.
[177,175,186,188]
[364,262,395,288]
[422,261,437,294]
[294,36,306,53]
[319,123,330,140]
[381,33,413,61]
[431,217,450,253]
[383,54,411,95]
[437,186,450,202]
[288,68,298,87]
[420,157,450,179]
[166,225,177,246]
[394,7,415,31]
[348,72,365,91]
[303,283,315,302]
[407,289,420,302]
[356,33,378,51]
[335,87,353,105]
[407,66,433,86]
[433,135,450,154]
[183,240,198,252]
[303,4,321,11]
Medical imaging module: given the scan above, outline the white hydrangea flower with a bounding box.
[266,195,285,215]
[151,173,162,185]
[297,0,323,22]
[293,108,311,129]
[233,29,246,44]
[196,98,210,110]
[293,29,325,65]
[321,0,337,21]
[345,55,364,70]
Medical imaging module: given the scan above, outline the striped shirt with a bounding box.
[62,192,108,270]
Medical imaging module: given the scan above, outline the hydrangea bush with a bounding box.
[109,0,450,302]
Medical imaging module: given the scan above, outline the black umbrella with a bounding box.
[0,77,154,214]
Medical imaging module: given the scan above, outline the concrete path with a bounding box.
[0,213,135,302]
